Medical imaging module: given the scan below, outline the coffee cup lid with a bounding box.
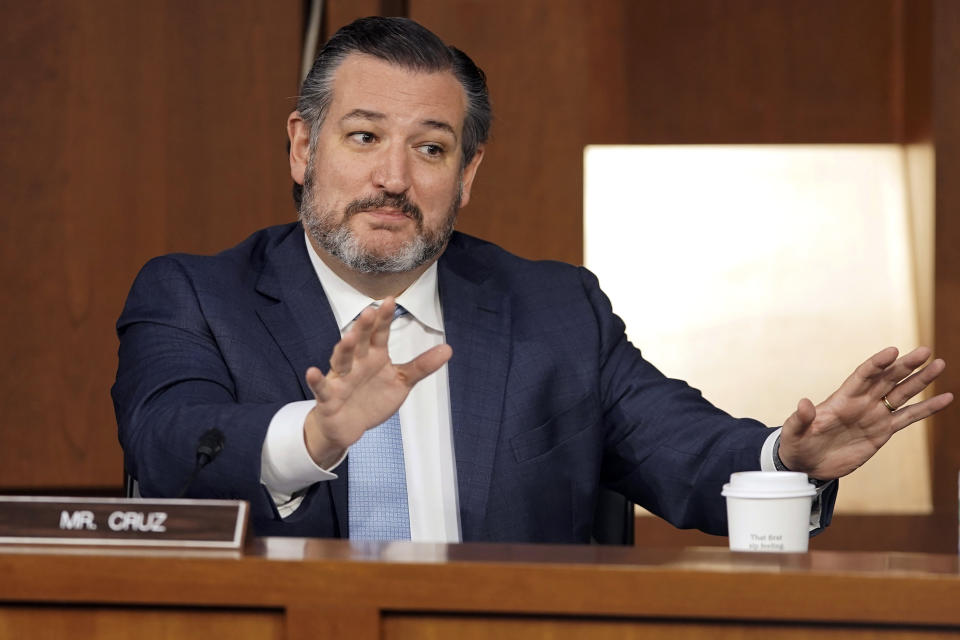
[721,471,817,499]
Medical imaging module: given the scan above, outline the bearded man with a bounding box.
[113,17,952,543]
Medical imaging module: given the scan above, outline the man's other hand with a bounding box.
[778,346,953,480]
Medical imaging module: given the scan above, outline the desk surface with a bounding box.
[2,540,959,627]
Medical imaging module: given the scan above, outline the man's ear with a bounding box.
[458,145,485,209]
[287,111,311,185]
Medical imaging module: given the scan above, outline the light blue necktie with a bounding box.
[348,305,411,541]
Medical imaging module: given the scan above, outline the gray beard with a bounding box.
[298,163,461,274]
[315,222,435,273]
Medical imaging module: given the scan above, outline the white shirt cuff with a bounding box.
[260,400,346,516]
[760,427,781,472]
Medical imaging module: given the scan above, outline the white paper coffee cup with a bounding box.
[721,471,816,552]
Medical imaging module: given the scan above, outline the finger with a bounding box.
[396,344,453,387]
[371,297,396,349]
[781,397,817,437]
[305,366,330,402]
[881,346,933,390]
[328,330,358,376]
[379,296,397,317]
[890,392,954,433]
[349,305,379,361]
[844,347,900,395]
[885,358,946,408]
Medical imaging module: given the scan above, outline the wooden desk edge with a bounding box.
[0,541,957,628]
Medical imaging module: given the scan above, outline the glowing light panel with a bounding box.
[585,145,930,514]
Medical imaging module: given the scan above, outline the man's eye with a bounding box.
[417,144,444,157]
[349,132,376,144]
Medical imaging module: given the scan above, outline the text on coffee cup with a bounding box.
[748,533,784,551]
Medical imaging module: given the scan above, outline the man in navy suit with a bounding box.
[113,17,952,542]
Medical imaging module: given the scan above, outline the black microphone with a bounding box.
[176,428,225,498]
[195,428,225,466]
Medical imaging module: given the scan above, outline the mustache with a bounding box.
[344,192,423,223]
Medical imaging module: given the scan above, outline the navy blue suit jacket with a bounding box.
[113,222,834,542]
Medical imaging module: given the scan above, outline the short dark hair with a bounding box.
[292,16,492,208]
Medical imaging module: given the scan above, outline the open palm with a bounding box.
[778,346,953,480]
[301,298,452,468]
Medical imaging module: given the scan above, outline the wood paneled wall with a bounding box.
[0,0,303,489]
[932,0,960,522]
[1,0,957,550]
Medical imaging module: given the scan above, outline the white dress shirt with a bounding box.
[259,234,461,542]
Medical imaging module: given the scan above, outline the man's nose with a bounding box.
[372,144,412,194]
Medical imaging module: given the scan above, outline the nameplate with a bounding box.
[0,496,248,549]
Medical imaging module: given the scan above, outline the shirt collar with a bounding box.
[303,233,443,332]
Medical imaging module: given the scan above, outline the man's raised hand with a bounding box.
[301,297,452,468]
[778,346,953,480]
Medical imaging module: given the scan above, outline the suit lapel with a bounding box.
[254,225,349,536]
[439,236,511,542]
[254,226,342,393]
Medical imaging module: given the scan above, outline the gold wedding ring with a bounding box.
[881,394,896,413]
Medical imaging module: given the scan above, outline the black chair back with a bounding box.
[590,488,635,545]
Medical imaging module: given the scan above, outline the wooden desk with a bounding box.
[1,540,959,639]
